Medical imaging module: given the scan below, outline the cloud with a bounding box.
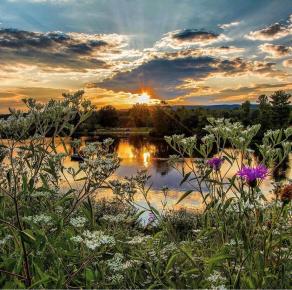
[212,83,292,103]
[84,87,161,108]
[171,82,292,104]
[246,15,292,41]
[145,46,245,60]
[7,0,71,3]
[155,29,230,49]
[218,21,241,29]
[259,43,291,58]
[0,87,68,113]
[0,28,130,71]
[283,59,292,68]
[88,54,287,99]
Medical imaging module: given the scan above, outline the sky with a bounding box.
[0,0,291,112]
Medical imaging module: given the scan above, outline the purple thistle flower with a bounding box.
[148,212,156,224]
[207,157,224,171]
[237,164,268,186]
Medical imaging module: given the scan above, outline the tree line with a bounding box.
[77,90,291,138]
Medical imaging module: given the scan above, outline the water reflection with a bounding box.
[24,136,291,211]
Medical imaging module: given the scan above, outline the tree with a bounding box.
[129,104,152,127]
[240,100,251,126]
[151,106,177,136]
[270,90,291,128]
[256,94,272,133]
[98,105,119,127]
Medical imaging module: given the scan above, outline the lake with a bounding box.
[59,135,292,212]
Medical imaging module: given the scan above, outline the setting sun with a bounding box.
[136,92,151,104]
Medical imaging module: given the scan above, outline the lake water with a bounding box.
[60,135,292,211]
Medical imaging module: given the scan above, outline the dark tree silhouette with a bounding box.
[98,105,119,127]
[270,90,291,128]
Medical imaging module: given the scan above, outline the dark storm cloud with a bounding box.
[89,55,285,98]
[0,28,127,71]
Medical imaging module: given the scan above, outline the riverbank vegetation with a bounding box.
[0,92,291,289]
[72,90,292,139]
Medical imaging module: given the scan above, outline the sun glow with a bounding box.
[136,92,151,104]
[143,151,151,167]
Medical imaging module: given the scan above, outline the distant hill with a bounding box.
[172,104,258,110]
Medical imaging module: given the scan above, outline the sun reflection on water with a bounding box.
[143,151,151,167]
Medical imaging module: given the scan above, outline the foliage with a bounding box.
[129,104,152,127]
[0,94,291,289]
[270,90,291,129]
[98,105,119,127]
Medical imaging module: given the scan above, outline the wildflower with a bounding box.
[23,214,53,226]
[83,230,115,250]
[107,273,124,284]
[225,239,236,246]
[127,235,151,245]
[70,230,115,250]
[207,157,224,171]
[237,164,268,187]
[207,270,226,289]
[279,184,292,205]
[107,253,124,272]
[0,235,12,245]
[70,216,87,228]
[70,235,83,243]
[147,212,156,224]
[101,213,127,223]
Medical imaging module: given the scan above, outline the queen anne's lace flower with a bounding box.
[71,230,115,250]
[127,235,151,245]
[70,216,87,228]
[0,235,12,245]
[23,214,53,226]
[101,214,127,223]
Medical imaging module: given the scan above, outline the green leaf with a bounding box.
[206,253,231,266]
[20,229,36,244]
[149,206,160,217]
[165,253,178,273]
[180,172,191,186]
[176,190,193,204]
[223,197,234,212]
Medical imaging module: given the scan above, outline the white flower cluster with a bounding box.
[207,270,227,289]
[0,235,13,246]
[225,239,243,247]
[101,213,127,223]
[0,112,33,139]
[107,253,137,273]
[109,179,137,198]
[70,230,115,250]
[79,141,120,184]
[165,134,197,156]
[70,216,87,228]
[107,273,124,285]
[23,214,53,226]
[204,118,260,150]
[127,235,151,245]
[159,242,177,261]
